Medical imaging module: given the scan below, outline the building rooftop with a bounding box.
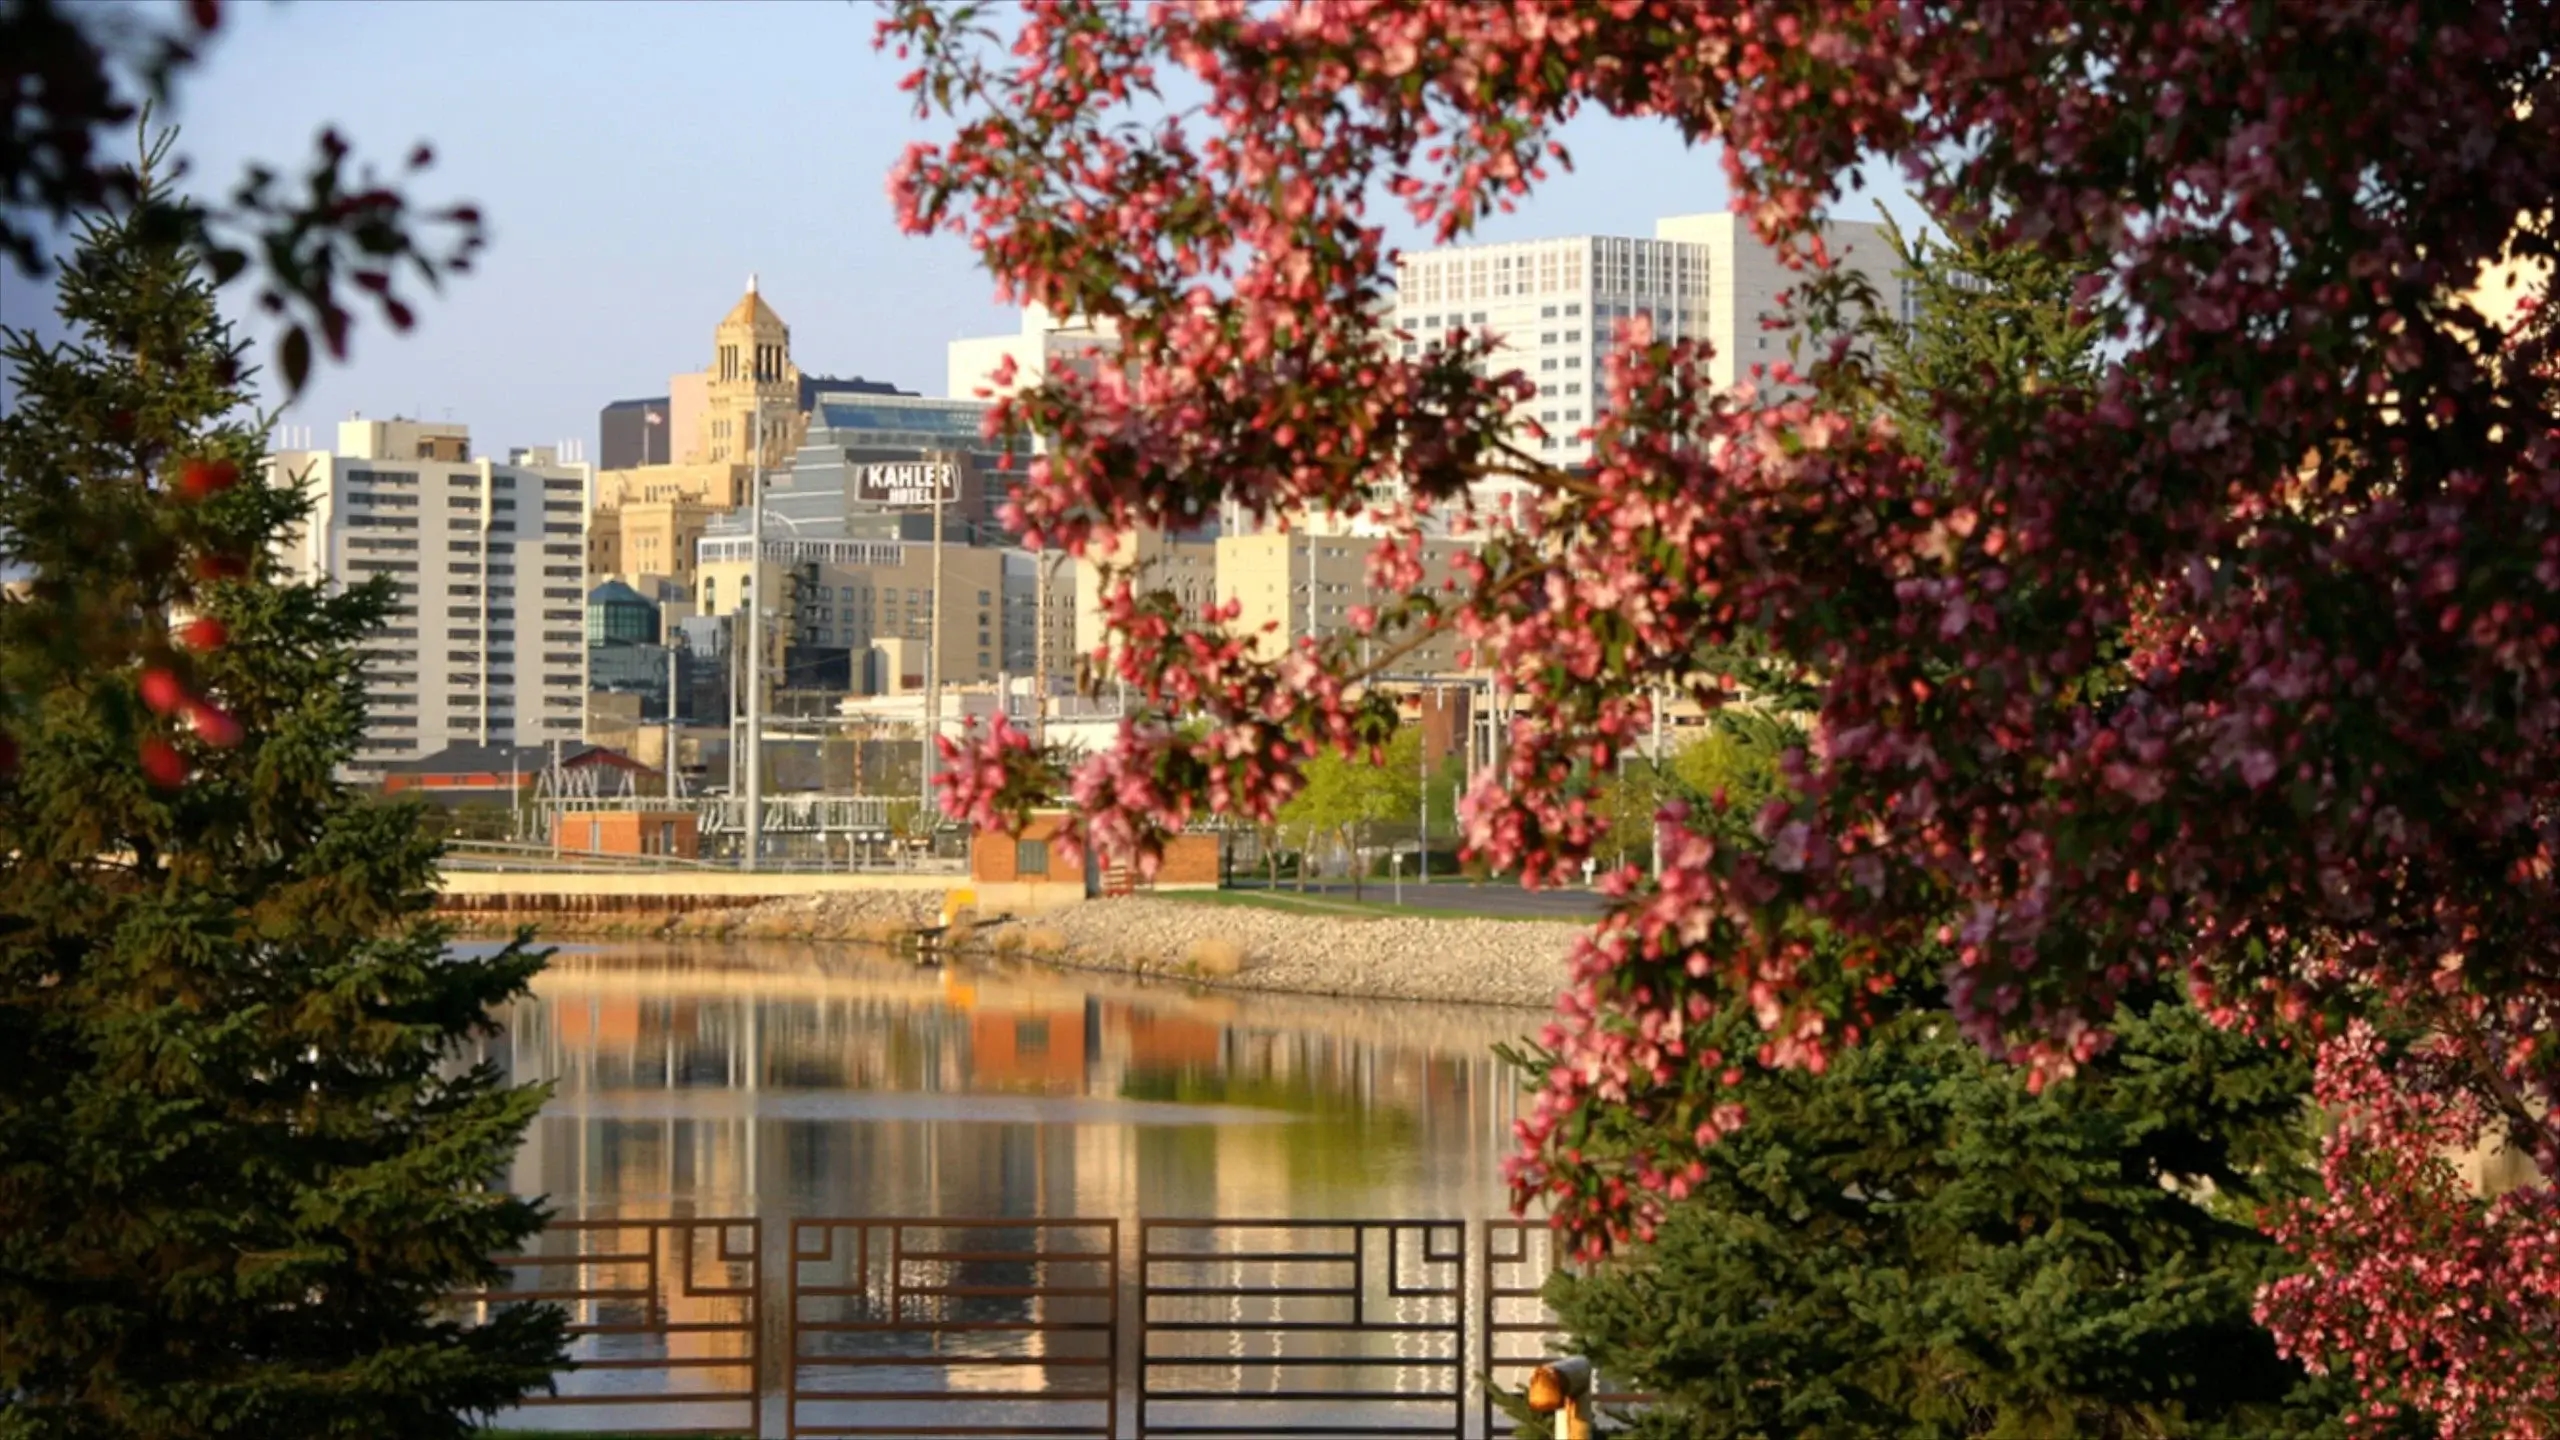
[587,578,655,609]
[801,374,910,406]
[811,394,992,440]
[380,740,641,775]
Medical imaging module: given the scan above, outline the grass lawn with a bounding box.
[1154,887,1582,923]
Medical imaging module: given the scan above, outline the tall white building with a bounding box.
[945,302,1118,403]
[271,418,592,773]
[1389,211,1905,500]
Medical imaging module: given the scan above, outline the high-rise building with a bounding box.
[588,279,912,598]
[271,418,591,773]
[597,396,671,470]
[693,531,1048,696]
[1074,530,1219,659]
[783,393,1018,537]
[1213,525,1477,672]
[946,303,1118,403]
[1387,211,1905,499]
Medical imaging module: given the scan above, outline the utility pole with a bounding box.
[1417,691,1430,885]
[1303,525,1315,649]
[922,452,948,813]
[664,635,683,801]
[742,399,766,872]
[1032,550,1057,750]
[1651,683,1666,880]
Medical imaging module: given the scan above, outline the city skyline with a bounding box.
[0,1,1923,456]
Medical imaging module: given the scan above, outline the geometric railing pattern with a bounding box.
[461,1216,762,1436]
[1480,1220,1646,1437]
[463,1216,1624,1439]
[1138,1219,1466,1439]
[787,1217,1120,1438]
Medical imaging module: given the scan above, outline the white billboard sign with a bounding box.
[854,461,958,508]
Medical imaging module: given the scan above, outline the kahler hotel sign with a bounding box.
[854,461,958,508]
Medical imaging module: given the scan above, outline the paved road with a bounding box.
[1228,879,1608,920]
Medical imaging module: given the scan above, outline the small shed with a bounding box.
[970,810,1222,898]
[556,808,700,859]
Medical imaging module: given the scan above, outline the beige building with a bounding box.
[1073,530,1219,660]
[270,418,590,772]
[1214,527,1478,672]
[589,279,820,596]
[694,535,1057,696]
[693,277,806,466]
[588,495,724,601]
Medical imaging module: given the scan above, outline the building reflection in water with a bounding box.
[488,942,1534,1227]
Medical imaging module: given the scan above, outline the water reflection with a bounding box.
[490,942,1534,1224]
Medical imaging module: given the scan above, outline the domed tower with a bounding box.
[705,274,803,465]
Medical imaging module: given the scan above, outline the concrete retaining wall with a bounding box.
[434,869,969,919]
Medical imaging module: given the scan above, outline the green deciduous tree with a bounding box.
[1279,727,1421,898]
[0,129,562,1440]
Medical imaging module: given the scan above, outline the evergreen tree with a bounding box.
[1871,208,2106,475]
[0,128,563,1439]
[1536,983,2355,1440]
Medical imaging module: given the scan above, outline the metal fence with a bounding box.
[788,1218,1119,1439]
[1138,1219,1466,1439]
[464,1214,1626,1440]
[460,1216,762,1435]
[1481,1221,1647,1437]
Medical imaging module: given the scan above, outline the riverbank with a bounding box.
[454,889,1587,1011]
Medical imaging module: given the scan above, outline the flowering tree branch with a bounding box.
[881,4,2560,1428]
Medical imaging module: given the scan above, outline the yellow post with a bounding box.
[1526,1356,1594,1440]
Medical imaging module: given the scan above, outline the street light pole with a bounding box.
[922,453,948,813]
[1651,683,1666,880]
[1418,693,1430,885]
[1303,525,1315,646]
[742,400,767,872]
[665,635,682,802]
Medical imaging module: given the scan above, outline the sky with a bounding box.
[1,1,1923,456]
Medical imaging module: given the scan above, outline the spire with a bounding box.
[746,272,758,296]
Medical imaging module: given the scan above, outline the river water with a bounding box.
[493,940,1534,1223]
[475,940,1556,1438]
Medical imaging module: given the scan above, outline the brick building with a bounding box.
[970,811,1222,897]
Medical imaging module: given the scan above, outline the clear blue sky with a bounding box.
[1,1,1921,455]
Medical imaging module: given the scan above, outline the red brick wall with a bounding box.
[970,813,1220,890]
[1154,833,1221,887]
[558,811,699,857]
[1415,687,1470,771]
[971,813,1075,887]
